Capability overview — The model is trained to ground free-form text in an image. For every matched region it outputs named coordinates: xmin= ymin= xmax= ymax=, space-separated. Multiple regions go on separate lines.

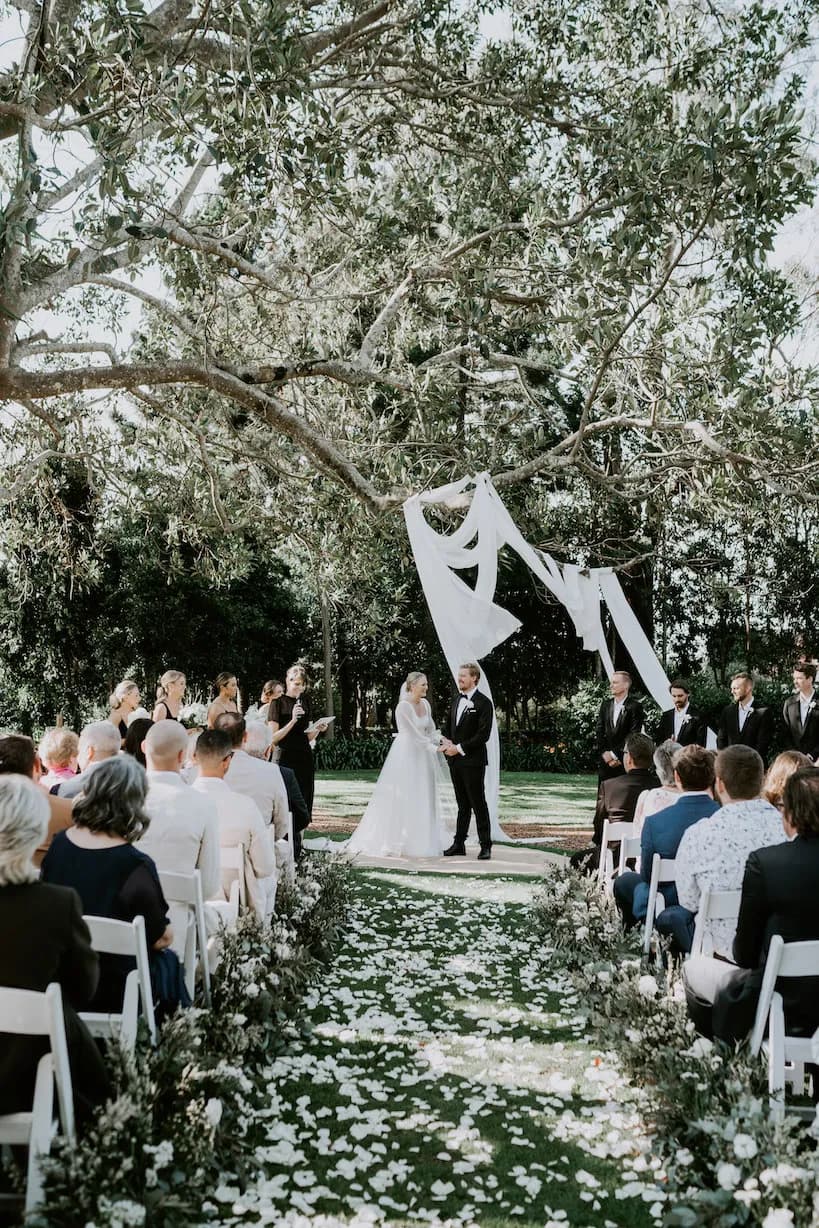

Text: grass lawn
xmin=230 ymin=869 xmax=660 ymax=1227
xmin=315 ymin=770 xmax=597 ymax=831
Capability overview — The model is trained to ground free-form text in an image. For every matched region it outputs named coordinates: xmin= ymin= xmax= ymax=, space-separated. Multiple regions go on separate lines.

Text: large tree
xmin=0 ymin=0 xmax=816 ymax=532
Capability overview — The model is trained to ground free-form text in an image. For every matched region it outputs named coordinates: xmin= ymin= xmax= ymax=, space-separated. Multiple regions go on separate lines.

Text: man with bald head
xmin=136 ymin=721 xmax=221 ymax=921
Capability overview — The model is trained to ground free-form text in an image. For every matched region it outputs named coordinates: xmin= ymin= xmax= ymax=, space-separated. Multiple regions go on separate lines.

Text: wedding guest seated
xmin=244 ymin=722 xmax=309 ymax=839
xmin=570 ymin=733 xmax=659 ymax=874
xmin=56 ymin=720 xmax=121 ymax=799
xmin=214 ymin=713 xmax=289 ymax=842
xmin=0 ymin=734 xmax=74 ymax=865
xmin=123 ymin=717 xmax=154 ymax=767
xmin=664 ymin=745 xmax=784 ymax=958
xmin=41 ymin=757 xmax=189 ymax=1020
xmin=684 ymin=767 xmax=819 ymax=1056
xmin=0 ymin=775 xmax=109 ymax=1123
xmin=207 ymin=672 xmax=239 ymax=729
xmin=632 ymin=739 xmax=682 ymax=833
xmin=192 ymin=730 xmax=275 ymax=920
xmin=762 ymin=749 xmax=813 ymax=810
xmin=38 ymin=726 xmax=79 ymax=790
xmin=614 ymin=745 xmax=718 ymax=927
xmin=136 ymin=721 xmax=221 ymax=944
xmin=108 ymin=680 xmax=142 ymax=744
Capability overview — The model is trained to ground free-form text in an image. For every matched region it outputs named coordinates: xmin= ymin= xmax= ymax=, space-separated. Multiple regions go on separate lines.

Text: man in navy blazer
xmin=614 ymin=744 xmax=718 ymax=924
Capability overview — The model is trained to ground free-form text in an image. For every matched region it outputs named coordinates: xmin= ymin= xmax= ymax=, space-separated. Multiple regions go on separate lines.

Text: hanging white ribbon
xmin=404 ymin=473 xmax=685 ymax=840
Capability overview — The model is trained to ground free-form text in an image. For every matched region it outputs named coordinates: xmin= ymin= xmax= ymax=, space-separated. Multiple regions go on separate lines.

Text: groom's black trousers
xmin=449 ymin=756 xmax=492 ymax=850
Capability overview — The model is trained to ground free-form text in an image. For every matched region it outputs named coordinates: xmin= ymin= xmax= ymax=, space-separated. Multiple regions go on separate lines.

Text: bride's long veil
xmin=396 ymin=686 xmax=457 ymax=837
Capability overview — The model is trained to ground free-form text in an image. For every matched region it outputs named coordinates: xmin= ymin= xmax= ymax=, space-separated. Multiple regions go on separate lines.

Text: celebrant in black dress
xmin=269 ymin=665 xmax=329 ymax=851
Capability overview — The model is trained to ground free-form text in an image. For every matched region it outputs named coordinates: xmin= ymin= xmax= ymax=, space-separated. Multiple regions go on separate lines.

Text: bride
xmin=346 ymin=671 xmax=453 ymax=858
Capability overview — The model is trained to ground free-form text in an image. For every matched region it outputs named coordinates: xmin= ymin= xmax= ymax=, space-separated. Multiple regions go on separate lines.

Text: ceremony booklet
xmin=306 ymin=716 xmax=335 ymax=736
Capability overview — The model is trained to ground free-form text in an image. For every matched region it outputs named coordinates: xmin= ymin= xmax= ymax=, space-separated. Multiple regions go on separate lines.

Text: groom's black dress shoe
xmin=443 ymin=844 xmax=466 ymax=856
xmin=477 ymin=848 xmax=492 ymax=861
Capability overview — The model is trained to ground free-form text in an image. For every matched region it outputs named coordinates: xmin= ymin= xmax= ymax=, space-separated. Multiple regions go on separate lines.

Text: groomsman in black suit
xmin=717 ymin=672 xmax=773 ymax=767
xmin=782 ymin=662 xmax=819 ymax=761
xmin=440 ymin=662 xmax=495 ymax=860
xmin=655 ymin=680 xmax=707 ymax=747
xmin=596 ymin=671 xmax=645 ymax=782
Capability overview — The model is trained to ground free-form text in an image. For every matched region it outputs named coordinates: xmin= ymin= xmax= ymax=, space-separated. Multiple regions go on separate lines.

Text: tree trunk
xmin=319 ymin=585 xmax=335 ymax=739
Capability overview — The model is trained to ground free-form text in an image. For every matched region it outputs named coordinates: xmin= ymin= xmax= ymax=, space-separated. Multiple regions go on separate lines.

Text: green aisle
xmin=220 ymin=870 xmax=664 ymax=1227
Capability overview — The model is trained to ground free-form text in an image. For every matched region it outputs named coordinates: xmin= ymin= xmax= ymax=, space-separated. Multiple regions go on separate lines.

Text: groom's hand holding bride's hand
xmin=438 ymin=737 xmax=453 ymax=753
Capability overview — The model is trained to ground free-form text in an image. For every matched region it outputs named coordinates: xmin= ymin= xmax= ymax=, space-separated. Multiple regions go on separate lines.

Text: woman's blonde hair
xmin=157 ymin=670 xmax=185 ymax=700
xmin=404 ymin=671 xmax=426 ymax=692
xmin=38 ymin=726 xmax=79 ymax=769
xmin=0 ymin=775 xmax=48 ymax=886
xmin=108 ymin=679 xmax=139 ymax=710
xmin=763 ymin=750 xmax=814 ymax=808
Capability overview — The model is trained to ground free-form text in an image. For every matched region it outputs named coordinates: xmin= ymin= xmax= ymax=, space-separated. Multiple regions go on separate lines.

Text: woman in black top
xmin=269 ymin=665 xmax=329 ymax=835
xmin=152 ymin=669 xmax=186 ymax=722
xmin=108 ymin=679 xmax=141 ymax=742
xmin=41 ymin=756 xmax=188 ymax=1019
xmin=0 ymin=774 xmax=109 ymax=1121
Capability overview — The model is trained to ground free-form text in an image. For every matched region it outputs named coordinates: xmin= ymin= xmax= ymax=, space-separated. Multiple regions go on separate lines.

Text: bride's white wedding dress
xmin=346 ymin=698 xmax=453 ymax=858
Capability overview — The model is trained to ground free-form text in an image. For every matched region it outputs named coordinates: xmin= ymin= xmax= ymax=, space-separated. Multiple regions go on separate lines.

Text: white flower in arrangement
xmin=637 ymin=974 xmax=659 ymax=999
xmin=762 ymin=1211 xmax=795 ymax=1228
xmin=676 ymin=1149 xmax=694 ymax=1167
xmin=205 ymin=1097 xmax=223 ymax=1128
xmin=625 ymin=1028 xmax=643 ymax=1045
xmin=716 ymin=1163 xmax=743 ymax=1190
xmin=245 ymin=982 xmax=261 ymax=998
xmin=179 ymin=701 xmax=208 ymax=725
xmin=732 ymin=1133 xmax=758 ymax=1160
xmin=107 ymin=1201 xmax=146 ymax=1227
xmin=683 ymin=1036 xmax=713 ymax=1058
xmin=575 ymin=926 xmax=589 ymax=941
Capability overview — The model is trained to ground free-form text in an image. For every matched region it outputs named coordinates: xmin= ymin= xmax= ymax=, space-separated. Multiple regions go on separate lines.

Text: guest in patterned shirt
xmin=656 ymin=745 xmax=784 ymax=957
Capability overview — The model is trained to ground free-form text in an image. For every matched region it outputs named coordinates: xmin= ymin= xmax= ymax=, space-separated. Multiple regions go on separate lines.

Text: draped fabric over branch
xmin=403 ymin=474 xmax=676 ymax=840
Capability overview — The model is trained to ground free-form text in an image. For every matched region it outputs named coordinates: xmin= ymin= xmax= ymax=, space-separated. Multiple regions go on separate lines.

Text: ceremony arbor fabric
xmin=403 ymin=473 xmax=676 ymax=840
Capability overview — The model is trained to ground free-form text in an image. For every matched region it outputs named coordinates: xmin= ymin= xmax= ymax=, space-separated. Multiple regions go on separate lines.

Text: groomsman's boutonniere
xmin=463 ymin=701 xmax=476 ymax=713
xmin=809 ymin=701 xmax=816 ymax=713
xmin=680 ymin=713 xmax=691 ymax=724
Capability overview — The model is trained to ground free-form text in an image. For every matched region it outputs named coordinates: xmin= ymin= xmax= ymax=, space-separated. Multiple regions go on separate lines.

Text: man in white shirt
xmin=660 ymin=744 xmax=785 ymax=959
xmin=137 ymin=721 xmax=221 ymax=947
xmin=56 ymin=721 xmax=121 ymax=798
xmin=213 ymin=712 xmax=289 ymax=842
xmin=716 ymin=672 xmax=773 ymax=766
xmin=782 ymin=661 xmax=819 ymax=760
xmin=192 ymin=728 xmax=276 ymax=919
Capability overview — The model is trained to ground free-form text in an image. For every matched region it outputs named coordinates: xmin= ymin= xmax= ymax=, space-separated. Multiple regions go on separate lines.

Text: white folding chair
xmin=689 ymin=886 xmax=742 ymax=958
xmin=749 ymin=935 xmax=819 ymax=1120
xmin=159 ymin=869 xmax=212 ymax=1007
xmin=214 ymin=842 xmax=247 ymax=920
xmin=80 ymin=915 xmax=157 ymax=1048
xmin=0 ymin=984 xmax=75 ymax=1212
xmin=597 ymin=820 xmax=638 ymax=892
xmin=642 ymin=854 xmax=676 ymax=956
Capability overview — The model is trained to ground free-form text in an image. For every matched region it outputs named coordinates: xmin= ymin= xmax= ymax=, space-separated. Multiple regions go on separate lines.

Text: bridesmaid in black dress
xmin=269 ymin=665 xmax=328 ymax=851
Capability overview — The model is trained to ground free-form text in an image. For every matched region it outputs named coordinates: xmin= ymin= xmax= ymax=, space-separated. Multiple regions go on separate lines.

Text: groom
xmin=440 ymin=662 xmax=494 ymax=860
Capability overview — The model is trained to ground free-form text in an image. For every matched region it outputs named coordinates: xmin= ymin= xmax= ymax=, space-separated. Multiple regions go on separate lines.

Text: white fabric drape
xmin=404 ymin=473 xmax=681 ymax=840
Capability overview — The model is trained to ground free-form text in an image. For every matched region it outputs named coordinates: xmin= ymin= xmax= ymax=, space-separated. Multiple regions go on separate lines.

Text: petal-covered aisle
xmin=219 ymin=869 xmax=664 ymax=1227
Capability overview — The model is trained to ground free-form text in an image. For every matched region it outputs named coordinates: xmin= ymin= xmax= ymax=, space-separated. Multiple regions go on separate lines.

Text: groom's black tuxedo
xmin=782 ymin=691 xmax=819 ymax=760
xmin=441 ymin=688 xmax=494 ymax=850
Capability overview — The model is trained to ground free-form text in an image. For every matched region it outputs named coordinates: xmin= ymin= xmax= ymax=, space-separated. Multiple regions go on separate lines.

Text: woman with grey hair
xmin=41 ymin=756 xmax=189 ymax=1019
xmin=0 ymin=774 xmax=109 ymax=1119
xmin=633 ymin=739 xmax=682 ymax=833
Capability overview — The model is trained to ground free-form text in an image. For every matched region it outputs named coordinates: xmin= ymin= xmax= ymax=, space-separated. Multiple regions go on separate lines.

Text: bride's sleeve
xmin=395 ymin=701 xmax=438 ymax=748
